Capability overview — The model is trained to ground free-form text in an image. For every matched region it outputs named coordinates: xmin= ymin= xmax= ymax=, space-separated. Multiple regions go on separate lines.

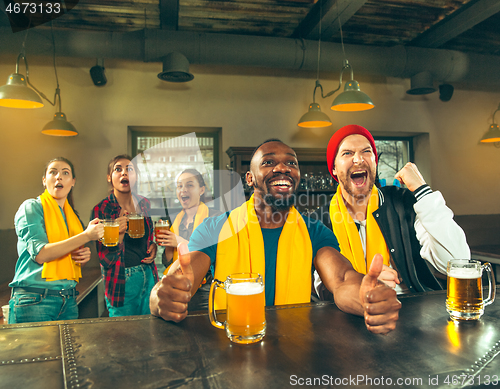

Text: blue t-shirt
xmin=188 ymin=212 xmax=339 ymax=305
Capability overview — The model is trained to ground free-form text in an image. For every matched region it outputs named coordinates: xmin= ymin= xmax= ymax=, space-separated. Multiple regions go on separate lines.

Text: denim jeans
xmin=106 ymin=264 xmax=155 ymax=317
xmin=8 ymin=290 xmax=78 ymax=324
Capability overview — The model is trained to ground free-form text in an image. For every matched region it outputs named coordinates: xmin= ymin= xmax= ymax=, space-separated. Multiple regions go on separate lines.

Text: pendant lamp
xmin=0 ymin=53 xmax=44 ymax=108
xmin=480 ymin=103 xmax=500 ymax=145
xmin=41 ymin=88 xmax=78 ymax=136
xmin=298 ymin=2 xmax=374 ymax=127
xmin=1 ymin=26 xmax=78 ymax=136
xmin=330 ymin=60 xmax=374 ymax=112
xmin=298 ymin=81 xmax=332 ymax=128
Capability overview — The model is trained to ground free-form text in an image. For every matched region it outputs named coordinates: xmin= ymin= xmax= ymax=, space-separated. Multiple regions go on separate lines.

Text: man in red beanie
xmin=313 ymin=124 xmax=470 ymax=297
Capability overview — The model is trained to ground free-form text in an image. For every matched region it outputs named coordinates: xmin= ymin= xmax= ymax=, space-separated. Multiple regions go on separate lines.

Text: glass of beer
xmin=100 ymin=219 xmax=119 ymax=247
xmin=209 ymin=273 xmax=266 ymax=344
xmin=155 ymin=219 xmax=170 ymax=243
xmin=128 ymin=213 xmax=145 ymax=238
xmin=446 ymin=259 xmax=496 ymax=321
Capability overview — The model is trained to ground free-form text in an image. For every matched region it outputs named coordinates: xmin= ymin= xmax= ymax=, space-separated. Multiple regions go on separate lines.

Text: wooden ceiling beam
xmin=160 ymin=0 xmax=178 ymax=30
xmin=411 ymin=0 xmax=500 ymax=48
xmin=292 ymin=0 xmax=367 ymax=40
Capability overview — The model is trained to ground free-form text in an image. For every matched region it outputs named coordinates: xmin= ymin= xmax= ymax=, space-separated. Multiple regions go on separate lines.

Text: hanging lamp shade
xmin=480 ymin=124 xmax=500 ymax=143
xmin=298 ymin=103 xmax=332 ymax=128
xmin=41 ymin=112 xmax=78 ymax=136
xmin=0 ymin=73 xmax=44 ymax=108
xmin=331 ymin=80 xmax=374 ymax=112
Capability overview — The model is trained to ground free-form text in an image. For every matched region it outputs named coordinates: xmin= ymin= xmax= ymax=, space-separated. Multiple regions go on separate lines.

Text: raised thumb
xmin=178 ymin=242 xmax=194 ymax=286
xmin=362 ymin=253 xmax=384 ymax=290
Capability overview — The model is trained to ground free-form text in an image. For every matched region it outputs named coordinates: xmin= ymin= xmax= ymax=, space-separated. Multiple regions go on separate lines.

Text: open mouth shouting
xmin=54 ymin=183 xmax=64 ymax=190
xmin=180 ymin=195 xmax=190 ymax=204
xmin=120 ymin=178 xmax=130 ymax=187
xmin=350 ymin=170 xmax=368 ymax=187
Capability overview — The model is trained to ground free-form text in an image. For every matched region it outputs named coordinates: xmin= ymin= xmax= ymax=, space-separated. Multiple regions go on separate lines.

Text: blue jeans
xmin=106 ymin=264 xmax=155 ymax=317
xmin=8 ymin=291 xmax=78 ymax=324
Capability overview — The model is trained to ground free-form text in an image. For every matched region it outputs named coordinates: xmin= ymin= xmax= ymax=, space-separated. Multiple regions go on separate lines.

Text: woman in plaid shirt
xmin=92 ymin=155 xmax=159 ymax=317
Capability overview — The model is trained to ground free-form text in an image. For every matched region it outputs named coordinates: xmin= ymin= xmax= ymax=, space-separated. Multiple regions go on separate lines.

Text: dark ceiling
xmin=1 ymin=0 xmax=499 ymax=57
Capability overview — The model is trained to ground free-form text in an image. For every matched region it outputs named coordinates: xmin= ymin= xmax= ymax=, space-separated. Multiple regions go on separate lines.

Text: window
xmin=374 ymin=138 xmax=413 ymax=187
xmin=129 ymin=127 xmax=221 ymax=216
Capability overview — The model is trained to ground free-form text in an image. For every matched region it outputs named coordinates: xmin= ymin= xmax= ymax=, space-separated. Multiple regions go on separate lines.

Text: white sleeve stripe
xmin=413 ymin=184 xmax=432 ymax=201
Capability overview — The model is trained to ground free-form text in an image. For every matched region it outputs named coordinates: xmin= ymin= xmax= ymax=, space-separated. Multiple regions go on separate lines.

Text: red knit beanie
xmin=326 ymin=124 xmax=378 ymax=181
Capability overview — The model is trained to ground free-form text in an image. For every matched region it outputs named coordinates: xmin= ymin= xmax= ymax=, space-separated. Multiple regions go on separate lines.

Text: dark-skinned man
xmin=150 ymin=139 xmax=401 ymax=334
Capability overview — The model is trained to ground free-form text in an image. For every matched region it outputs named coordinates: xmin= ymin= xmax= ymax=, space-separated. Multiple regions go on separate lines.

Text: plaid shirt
xmin=92 ymin=193 xmax=159 ymax=307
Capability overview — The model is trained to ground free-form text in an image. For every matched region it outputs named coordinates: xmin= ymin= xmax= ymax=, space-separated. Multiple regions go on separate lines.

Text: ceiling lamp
xmin=330 ymin=60 xmax=374 ymax=112
xmin=298 ymin=81 xmax=332 ymax=128
xmin=157 ymin=52 xmax=194 ymax=83
xmin=0 ymin=27 xmax=78 ymax=136
xmin=298 ymin=2 xmax=331 ymax=128
xmin=41 ymin=87 xmax=78 ymax=136
xmin=0 ymin=53 xmax=44 ymax=108
xmin=298 ymin=2 xmax=373 ymax=127
xmin=480 ymin=103 xmax=500 ymax=146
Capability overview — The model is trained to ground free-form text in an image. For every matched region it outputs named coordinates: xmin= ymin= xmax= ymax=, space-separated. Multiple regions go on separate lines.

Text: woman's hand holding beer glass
xmin=156 ymin=229 xmax=187 ymax=248
xmin=85 ymin=218 xmax=105 ymax=241
xmin=116 ymin=210 xmax=129 ymax=243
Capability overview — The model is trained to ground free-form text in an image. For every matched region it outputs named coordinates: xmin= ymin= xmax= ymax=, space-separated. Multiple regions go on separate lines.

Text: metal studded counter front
xmin=1 ymin=290 xmax=499 ymax=389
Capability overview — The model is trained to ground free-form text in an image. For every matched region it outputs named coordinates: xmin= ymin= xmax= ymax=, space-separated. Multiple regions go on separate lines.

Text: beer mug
xmin=446 ymin=259 xmax=496 ymax=321
xmin=209 ymin=273 xmax=266 ymax=344
xmin=100 ymin=219 xmax=119 ymax=247
xmin=154 ymin=219 xmax=170 ymax=242
xmin=128 ymin=213 xmax=145 ymax=238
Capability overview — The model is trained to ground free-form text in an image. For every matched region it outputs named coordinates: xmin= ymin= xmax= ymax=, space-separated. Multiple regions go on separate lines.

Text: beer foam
xmin=227 ymin=282 xmax=264 ymax=295
xmin=449 ymin=268 xmax=481 ymax=279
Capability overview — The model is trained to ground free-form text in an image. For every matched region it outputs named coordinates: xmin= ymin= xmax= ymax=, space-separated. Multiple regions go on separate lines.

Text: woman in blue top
xmin=8 ymin=157 xmax=104 ymax=324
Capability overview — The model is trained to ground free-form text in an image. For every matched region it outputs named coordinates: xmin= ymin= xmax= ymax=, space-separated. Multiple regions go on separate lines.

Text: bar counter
xmin=1 ymin=289 xmax=499 ymax=389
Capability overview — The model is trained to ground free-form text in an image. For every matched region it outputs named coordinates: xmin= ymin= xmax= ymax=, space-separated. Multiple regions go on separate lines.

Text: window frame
xmin=128 ymin=126 xmax=222 ymax=216
xmin=373 ymin=136 xmax=414 ymax=186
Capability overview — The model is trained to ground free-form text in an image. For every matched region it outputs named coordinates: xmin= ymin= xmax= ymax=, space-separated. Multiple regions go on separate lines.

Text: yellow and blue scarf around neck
xmin=329 ymin=185 xmax=390 ymax=274
xmin=170 ymin=202 xmax=209 ymax=262
xmin=40 ymin=189 xmax=83 ymax=282
xmin=213 ymin=195 xmax=312 ymax=310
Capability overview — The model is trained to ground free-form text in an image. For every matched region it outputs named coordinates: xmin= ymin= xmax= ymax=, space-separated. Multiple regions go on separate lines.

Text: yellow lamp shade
xmin=42 ymin=112 xmax=78 ymax=136
xmin=331 ymin=80 xmax=374 ymax=112
xmin=480 ymin=124 xmax=500 ymax=143
xmin=0 ymin=73 xmax=44 ymax=108
xmin=298 ymin=103 xmax=332 ymax=128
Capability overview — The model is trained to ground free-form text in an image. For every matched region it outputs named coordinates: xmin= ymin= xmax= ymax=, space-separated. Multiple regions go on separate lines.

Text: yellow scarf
xmin=214 ymin=195 xmax=312 ymax=310
xmin=329 ymin=185 xmax=390 ymax=274
xmin=40 ymin=189 xmax=84 ymax=282
xmin=170 ymin=202 xmax=209 ymax=263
